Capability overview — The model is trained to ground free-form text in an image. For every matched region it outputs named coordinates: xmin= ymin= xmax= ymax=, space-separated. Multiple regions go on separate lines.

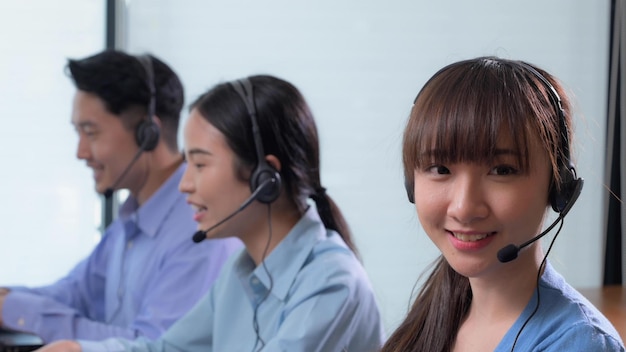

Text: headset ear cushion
xmin=250 ymin=163 xmax=282 ymax=204
xmin=550 ymin=179 xmax=583 ymax=213
xmin=136 ymin=120 xmax=160 ymax=151
xmin=549 ymin=166 xmax=580 ymax=213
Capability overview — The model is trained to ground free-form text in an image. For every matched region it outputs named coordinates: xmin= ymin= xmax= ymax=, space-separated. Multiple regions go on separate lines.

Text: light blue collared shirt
xmin=495 ymin=262 xmax=624 ymax=351
xmin=3 ymin=163 xmax=242 ymax=342
xmin=78 ymin=206 xmax=385 ymax=352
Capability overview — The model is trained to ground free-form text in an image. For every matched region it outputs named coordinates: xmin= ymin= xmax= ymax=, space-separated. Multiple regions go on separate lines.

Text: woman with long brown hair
xmin=382 ymin=57 xmax=624 ymax=352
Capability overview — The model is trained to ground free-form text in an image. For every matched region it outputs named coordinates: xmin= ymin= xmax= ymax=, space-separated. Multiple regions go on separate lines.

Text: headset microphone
xmin=497 ymin=215 xmax=563 ymax=263
xmin=497 ymin=177 xmax=583 ymax=263
xmin=103 ymin=147 xmax=146 ymax=199
xmin=192 ymin=178 xmax=277 ymax=243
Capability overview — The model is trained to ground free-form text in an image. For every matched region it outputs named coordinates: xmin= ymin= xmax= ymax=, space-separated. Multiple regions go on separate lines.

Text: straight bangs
xmin=403 ymin=58 xmax=559 ymax=183
xmin=190 ymin=83 xmax=257 ymax=182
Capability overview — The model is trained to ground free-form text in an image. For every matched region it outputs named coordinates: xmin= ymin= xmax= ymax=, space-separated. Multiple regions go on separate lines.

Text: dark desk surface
xmin=0 ymin=328 xmax=43 ymax=352
xmin=578 ymin=285 xmax=626 ymax=341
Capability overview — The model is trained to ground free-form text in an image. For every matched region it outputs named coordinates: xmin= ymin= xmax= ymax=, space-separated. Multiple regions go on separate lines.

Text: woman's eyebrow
xmin=186 ymin=148 xmax=212 ymax=156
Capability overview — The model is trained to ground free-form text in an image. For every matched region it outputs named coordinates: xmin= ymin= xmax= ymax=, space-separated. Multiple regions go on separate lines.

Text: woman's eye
xmin=491 ymin=165 xmax=518 ymax=176
xmin=426 ymin=165 xmax=450 ymax=175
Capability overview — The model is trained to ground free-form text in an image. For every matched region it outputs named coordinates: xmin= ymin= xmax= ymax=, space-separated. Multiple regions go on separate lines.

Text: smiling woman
xmin=382 ymin=57 xmax=624 ymax=352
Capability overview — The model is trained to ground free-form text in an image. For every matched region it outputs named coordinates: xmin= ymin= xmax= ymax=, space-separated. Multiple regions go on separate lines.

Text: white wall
xmin=122 ymin=0 xmax=609 ymax=333
xmin=0 ymin=1 xmax=104 ymax=286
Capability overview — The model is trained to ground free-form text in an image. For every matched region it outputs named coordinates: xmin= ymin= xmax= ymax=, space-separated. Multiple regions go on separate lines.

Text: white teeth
xmin=453 ymin=233 xmax=489 ymax=242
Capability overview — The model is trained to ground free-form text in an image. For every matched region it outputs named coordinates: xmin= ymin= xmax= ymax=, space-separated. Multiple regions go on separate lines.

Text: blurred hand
xmin=35 ymin=340 xmax=81 ymax=352
xmin=0 ymin=287 xmax=9 ymax=326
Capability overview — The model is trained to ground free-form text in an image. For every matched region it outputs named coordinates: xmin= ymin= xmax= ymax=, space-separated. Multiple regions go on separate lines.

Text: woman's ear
xmin=265 ymin=155 xmax=282 ymax=172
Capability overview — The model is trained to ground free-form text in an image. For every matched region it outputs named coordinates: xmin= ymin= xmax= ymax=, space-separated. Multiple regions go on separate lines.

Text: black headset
xmin=518 ymin=62 xmax=583 ymax=213
xmin=134 ymin=55 xmax=160 ymax=152
xmin=229 ymin=78 xmax=282 ymax=204
xmin=405 ymin=61 xmax=583 ymax=215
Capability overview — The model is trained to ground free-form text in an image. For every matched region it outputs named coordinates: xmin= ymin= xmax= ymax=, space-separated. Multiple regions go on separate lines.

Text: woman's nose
xmin=178 ymin=168 xmax=195 ymax=194
xmin=447 ymin=174 xmax=489 ymax=224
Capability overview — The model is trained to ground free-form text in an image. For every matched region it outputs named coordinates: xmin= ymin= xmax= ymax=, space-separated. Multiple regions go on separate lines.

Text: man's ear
xmin=265 ymin=154 xmax=281 ymax=172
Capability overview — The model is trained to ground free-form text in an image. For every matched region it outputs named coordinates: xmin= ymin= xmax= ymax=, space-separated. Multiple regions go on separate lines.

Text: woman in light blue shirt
xmin=381 ymin=57 xmax=624 ymax=352
xmin=39 ymin=75 xmax=384 ymax=352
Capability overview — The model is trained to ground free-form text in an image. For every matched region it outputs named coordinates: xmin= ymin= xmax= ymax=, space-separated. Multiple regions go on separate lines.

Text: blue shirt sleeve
xmin=534 ymin=323 xmax=625 ymax=351
xmin=3 ymin=239 xmax=110 ymax=340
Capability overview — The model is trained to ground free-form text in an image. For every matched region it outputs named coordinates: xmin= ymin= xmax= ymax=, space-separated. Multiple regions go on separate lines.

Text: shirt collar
xmin=118 ymin=163 xmax=187 ymax=238
xmin=235 ymin=206 xmax=327 ymax=301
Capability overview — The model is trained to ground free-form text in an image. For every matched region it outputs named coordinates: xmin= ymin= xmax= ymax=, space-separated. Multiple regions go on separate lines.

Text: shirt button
xmin=251 ymin=277 xmax=260 ymax=285
xmin=17 ymin=317 xmax=25 ymax=326
xmin=127 ymin=241 xmax=133 ymax=249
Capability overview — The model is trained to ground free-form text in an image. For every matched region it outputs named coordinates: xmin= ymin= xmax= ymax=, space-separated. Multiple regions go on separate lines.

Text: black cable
xmin=252 ymin=203 xmax=274 ymax=351
xmin=510 ymin=217 xmax=564 ymax=352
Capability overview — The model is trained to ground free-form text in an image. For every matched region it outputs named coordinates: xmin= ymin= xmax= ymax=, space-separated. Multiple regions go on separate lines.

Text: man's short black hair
xmin=67 ymin=50 xmax=184 ymax=151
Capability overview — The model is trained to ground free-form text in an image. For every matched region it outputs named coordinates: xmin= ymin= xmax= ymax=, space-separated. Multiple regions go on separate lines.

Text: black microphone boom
xmin=497 ymin=178 xmax=584 ymax=263
xmin=497 ymin=216 xmax=563 ymax=263
xmin=192 ymin=178 xmax=276 ymax=243
xmin=104 ymin=147 xmax=146 ymax=199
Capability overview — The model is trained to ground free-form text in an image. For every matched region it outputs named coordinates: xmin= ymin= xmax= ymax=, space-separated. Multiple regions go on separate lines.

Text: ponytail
xmin=309 ymin=186 xmax=359 ymax=257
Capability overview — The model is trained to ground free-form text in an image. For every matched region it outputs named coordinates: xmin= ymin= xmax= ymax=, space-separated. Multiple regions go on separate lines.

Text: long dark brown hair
xmin=381 ymin=57 xmax=573 ymax=352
